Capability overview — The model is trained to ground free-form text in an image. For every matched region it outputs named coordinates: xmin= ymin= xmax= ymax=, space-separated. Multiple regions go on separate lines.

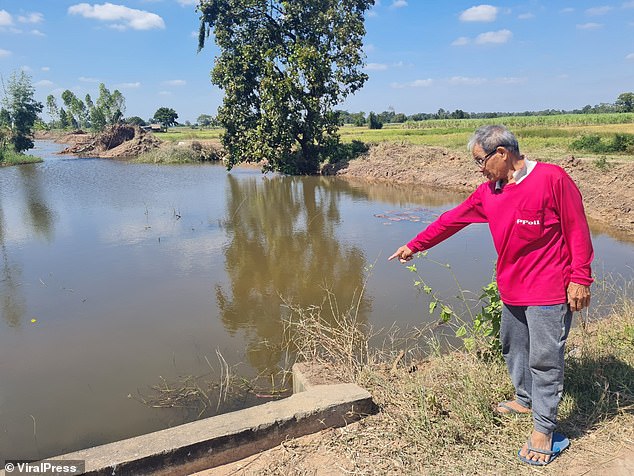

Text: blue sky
xmin=1 ymin=1 xmax=633 ymax=123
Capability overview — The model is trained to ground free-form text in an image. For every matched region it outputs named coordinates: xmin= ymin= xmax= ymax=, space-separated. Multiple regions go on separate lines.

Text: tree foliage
xmin=125 ymin=116 xmax=147 ymax=127
xmin=198 ymin=0 xmax=375 ymax=174
xmin=197 ymin=113 xmax=216 ymax=128
xmin=367 ymin=111 xmax=383 ymax=129
xmin=616 ymin=92 xmax=634 ymax=113
xmin=61 ymin=89 xmax=87 ymax=129
xmin=153 ymin=107 xmax=178 ymax=130
xmin=51 ymin=84 xmax=125 ymax=131
xmin=0 ymin=71 xmax=43 ymax=153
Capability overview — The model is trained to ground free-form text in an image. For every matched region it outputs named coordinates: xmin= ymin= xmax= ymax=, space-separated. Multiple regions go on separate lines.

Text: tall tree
xmin=615 ymin=92 xmax=634 ymax=113
xmin=198 ymin=0 xmax=375 ymax=174
xmin=1 ymin=71 xmax=43 ymax=153
xmin=45 ymin=94 xmax=60 ymax=127
xmin=197 ymin=113 xmax=215 ymax=128
xmin=153 ymin=107 xmax=178 ymax=130
xmin=61 ymin=90 xmax=88 ymax=129
xmin=96 ymin=83 xmax=125 ymax=126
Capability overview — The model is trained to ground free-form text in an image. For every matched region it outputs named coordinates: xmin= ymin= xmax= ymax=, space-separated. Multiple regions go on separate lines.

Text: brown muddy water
xmin=0 ymin=140 xmax=632 ymax=459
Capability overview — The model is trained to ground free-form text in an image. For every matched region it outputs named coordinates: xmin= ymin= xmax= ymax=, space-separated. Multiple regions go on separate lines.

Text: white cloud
xmin=626 ymin=53 xmax=634 ymax=60
xmin=475 ymin=29 xmax=512 ymax=44
xmin=449 ymin=76 xmax=486 ymax=85
xmin=560 ymin=8 xmax=575 ymax=14
xmin=68 ymin=3 xmax=166 ymax=31
xmin=391 ymin=79 xmax=433 ymax=89
xmin=35 ymin=79 xmax=54 ymax=87
xmin=115 ymin=82 xmax=141 ymax=89
xmin=586 ymin=6 xmax=613 ymax=16
xmin=624 ymin=1 xmax=634 ymax=9
xmin=391 ymin=1 xmax=408 ymax=8
xmin=31 ymin=29 xmax=45 ymax=37
xmin=158 ymin=90 xmax=172 ymax=96
xmin=577 ymin=22 xmax=603 ymax=30
xmin=21 ymin=65 xmax=32 ymax=72
xmin=79 ymin=76 xmax=100 ymax=83
xmin=518 ymin=13 xmax=535 ymax=20
xmin=496 ymin=77 xmax=527 ymax=84
xmin=365 ymin=63 xmax=388 ymax=71
xmin=364 ymin=43 xmax=376 ymax=53
xmin=0 ymin=10 xmax=13 ymax=26
xmin=0 ymin=48 xmax=11 ymax=58
xmin=41 ymin=66 xmax=50 ymax=71
xmin=163 ymin=79 xmax=187 ymax=86
xmin=451 ymin=36 xmax=470 ymax=46
xmin=366 ymin=10 xmax=378 ymax=18
xmin=410 ymin=79 xmax=433 ymax=87
xmin=177 ymin=0 xmax=198 ymax=5
xmin=18 ymin=12 xmax=44 ymax=24
xmin=460 ymin=5 xmax=498 ymax=22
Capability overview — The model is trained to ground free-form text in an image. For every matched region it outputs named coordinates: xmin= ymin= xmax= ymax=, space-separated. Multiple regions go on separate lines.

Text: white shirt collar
xmin=495 ymin=158 xmax=536 ymax=190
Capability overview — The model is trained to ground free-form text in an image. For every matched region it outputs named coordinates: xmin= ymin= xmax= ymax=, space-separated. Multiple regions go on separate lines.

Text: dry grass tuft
xmin=275 ymin=286 xmax=634 ymax=475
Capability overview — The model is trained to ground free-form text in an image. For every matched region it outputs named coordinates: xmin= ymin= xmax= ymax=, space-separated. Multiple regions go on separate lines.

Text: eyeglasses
xmin=474 ymin=145 xmax=503 ymax=168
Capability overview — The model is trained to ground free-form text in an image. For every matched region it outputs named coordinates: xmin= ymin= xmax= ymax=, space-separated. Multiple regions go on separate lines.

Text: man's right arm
xmin=402 ymin=189 xmax=488 ymax=256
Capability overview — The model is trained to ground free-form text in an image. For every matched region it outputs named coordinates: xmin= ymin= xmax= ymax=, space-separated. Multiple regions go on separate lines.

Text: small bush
xmin=570 ymin=133 xmax=634 ymax=153
xmin=593 ymin=156 xmax=612 ymax=171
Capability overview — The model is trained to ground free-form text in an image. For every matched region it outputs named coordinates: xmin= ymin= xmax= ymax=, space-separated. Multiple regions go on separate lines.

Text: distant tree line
xmin=337 ymin=92 xmax=634 ymax=127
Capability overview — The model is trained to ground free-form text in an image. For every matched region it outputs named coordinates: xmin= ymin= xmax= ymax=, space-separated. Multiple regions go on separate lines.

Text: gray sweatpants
xmin=500 ymin=303 xmax=572 ymax=434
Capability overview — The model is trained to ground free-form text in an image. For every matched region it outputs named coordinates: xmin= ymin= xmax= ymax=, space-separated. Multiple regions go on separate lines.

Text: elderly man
xmin=389 ymin=124 xmax=593 ymax=466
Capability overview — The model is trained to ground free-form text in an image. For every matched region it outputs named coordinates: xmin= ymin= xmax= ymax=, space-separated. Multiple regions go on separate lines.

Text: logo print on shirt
xmin=516 ymin=219 xmax=540 ymax=225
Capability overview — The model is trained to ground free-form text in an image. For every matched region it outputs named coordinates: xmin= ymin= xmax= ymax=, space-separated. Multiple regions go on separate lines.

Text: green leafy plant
xmin=593 ymin=155 xmax=612 ymax=171
xmin=406 ymin=252 xmax=502 ymax=357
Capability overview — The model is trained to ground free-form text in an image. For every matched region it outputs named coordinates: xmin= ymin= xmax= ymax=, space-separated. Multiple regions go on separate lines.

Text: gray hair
xmin=467 ymin=125 xmax=520 ymax=155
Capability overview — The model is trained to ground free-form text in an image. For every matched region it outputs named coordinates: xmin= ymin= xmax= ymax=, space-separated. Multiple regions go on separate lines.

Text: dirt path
xmin=330 ymin=142 xmax=634 ymax=241
xmin=193 ymin=426 xmax=633 ymax=475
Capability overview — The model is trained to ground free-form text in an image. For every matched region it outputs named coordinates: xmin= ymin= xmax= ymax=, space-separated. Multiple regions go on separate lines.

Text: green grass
xmin=338 ymin=114 xmax=634 ymax=161
xmin=159 ymin=114 xmax=634 ymax=163
xmin=159 ymin=127 xmax=223 ymax=142
xmin=0 ymin=147 xmax=42 ymax=166
xmin=134 ymin=142 xmax=223 ymax=164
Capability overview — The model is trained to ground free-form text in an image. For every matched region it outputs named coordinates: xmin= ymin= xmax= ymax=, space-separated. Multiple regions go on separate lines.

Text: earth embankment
xmin=330 ymin=142 xmax=634 ymax=240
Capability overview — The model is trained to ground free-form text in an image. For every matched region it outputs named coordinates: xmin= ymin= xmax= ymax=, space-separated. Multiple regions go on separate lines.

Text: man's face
xmin=472 ymin=144 xmax=506 ymax=182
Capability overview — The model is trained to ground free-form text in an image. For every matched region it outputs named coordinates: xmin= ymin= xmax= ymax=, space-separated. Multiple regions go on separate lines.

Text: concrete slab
xmin=4 ymin=364 xmax=376 ymax=476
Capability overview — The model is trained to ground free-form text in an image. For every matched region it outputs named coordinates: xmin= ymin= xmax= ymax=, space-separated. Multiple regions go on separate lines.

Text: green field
xmin=163 ymin=113 xmax=634 ymax=161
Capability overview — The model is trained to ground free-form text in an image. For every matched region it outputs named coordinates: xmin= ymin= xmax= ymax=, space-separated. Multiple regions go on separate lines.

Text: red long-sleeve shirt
xmin=407 ymin=162 xmax=594 ymax=305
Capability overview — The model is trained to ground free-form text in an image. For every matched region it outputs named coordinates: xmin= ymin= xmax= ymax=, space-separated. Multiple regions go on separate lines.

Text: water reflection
xmin=216 ymin=175 xmax=371 ymax=372
xmin=18 ymin=165 xmax=56 ymax=241
xmin=0 ymin=204 xmax=25 ymax=327
xmin=0 ymin=163 xmax=56 ymax=327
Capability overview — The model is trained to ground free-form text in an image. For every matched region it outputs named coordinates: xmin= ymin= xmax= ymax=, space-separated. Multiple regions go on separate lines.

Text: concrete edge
xmin=7 ymin=364 xmax=376 ymax=475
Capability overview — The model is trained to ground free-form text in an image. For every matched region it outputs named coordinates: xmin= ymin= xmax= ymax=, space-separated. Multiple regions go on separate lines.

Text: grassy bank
xmin=163 ymin=114 xmax=634 ymax=163
xmin=0 ymin=147 xmax=42 ymax=166
xmin=133 ymin=141 xmax=223 ymax=164
xmin=275 ymin=287 xmax=634 ymax=475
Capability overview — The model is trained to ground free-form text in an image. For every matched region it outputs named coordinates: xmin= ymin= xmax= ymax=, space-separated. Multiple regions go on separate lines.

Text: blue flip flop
xmin=518 ymin=432 xmax=569 ymax=466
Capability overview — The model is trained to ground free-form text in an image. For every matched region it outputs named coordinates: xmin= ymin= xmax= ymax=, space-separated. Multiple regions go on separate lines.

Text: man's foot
xmin=494 ymin=400 xmax=531 ymax=415
xmin=519 ymin=430 xmax=553 ymax=465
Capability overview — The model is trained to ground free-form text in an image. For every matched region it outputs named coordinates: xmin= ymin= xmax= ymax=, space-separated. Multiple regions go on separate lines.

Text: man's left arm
xmin=555 ymin=173 xmax=594 ymax=311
